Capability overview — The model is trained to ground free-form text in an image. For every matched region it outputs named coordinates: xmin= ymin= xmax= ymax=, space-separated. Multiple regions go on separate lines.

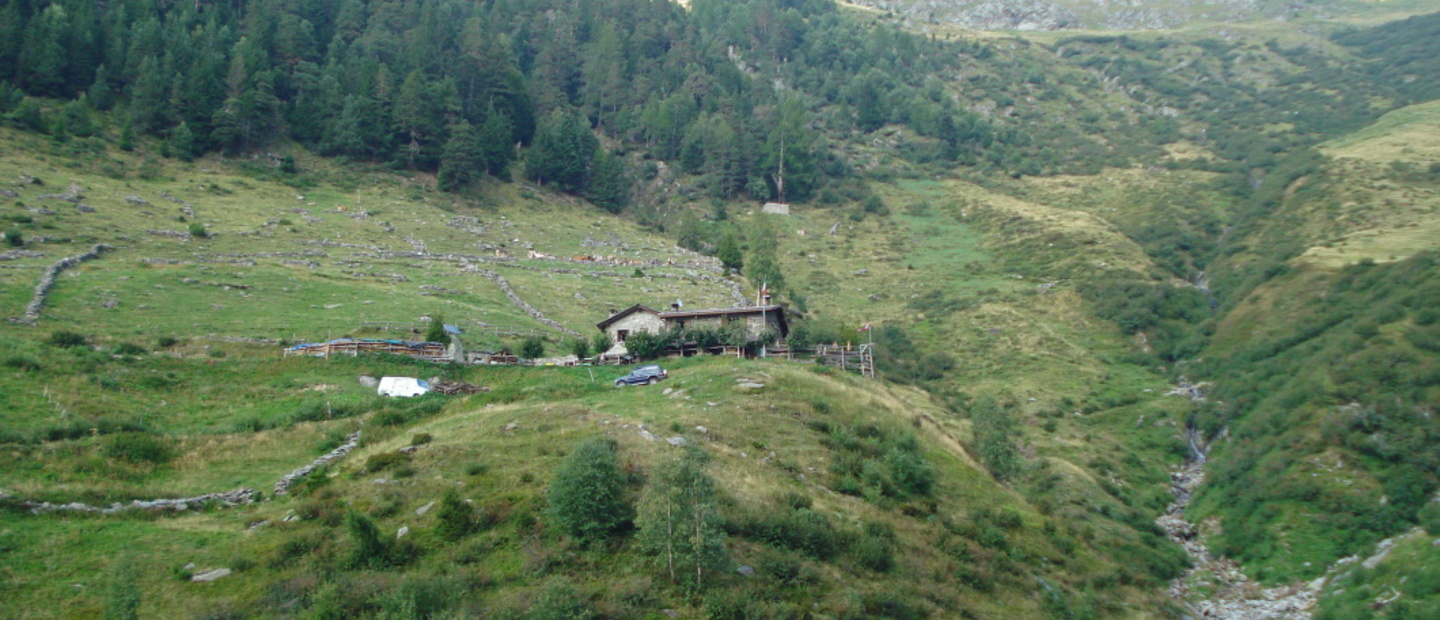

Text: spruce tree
xmin=170 ymin=122 xmax=198 ymax=161
xmin=585 ymin=148 xmax=628 ymax=214
xmin=717 ymin=233 xmax=743 ymax=273
xmin=439 ymin=120 xmax=483 ymax=191
xmin=478 ymin=103 xmax=515 ymax=178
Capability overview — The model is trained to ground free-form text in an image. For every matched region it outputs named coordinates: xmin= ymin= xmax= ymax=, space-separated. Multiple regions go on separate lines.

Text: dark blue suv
xmin=614 ymin=364 xmax=668 ymax=386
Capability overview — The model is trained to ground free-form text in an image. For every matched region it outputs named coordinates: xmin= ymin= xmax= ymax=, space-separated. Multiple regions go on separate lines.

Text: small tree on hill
xmin=520 ymin=336 xmax=545 ymax=359
xmin=345 ymin=512 xmax=389 ymax=569
xmin=569 ymin=338 xmax=591 ymax=361
xmin=591 ymin=333 xmax=612 ymax=358
xmin=970 ymin=397 xmax=1019 ymax=482
xmin=716 ymin=233 xmax=742 ymax=273
xmin=637 ymin=447 xmax=727 ymax=587
xmin=435 ymin=489 xmax=474 ymax=541
xmin=425 ymin=316 xmax=450 ymax=345
xmin=546 ymin=438 xmax=632 ymax=546
xmin=623 ymin=331 xmax=669 ymax=360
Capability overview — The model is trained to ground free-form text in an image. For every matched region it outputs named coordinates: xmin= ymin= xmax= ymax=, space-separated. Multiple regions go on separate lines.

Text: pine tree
xmin=170 ymin=122 xmax=198 ymax=162
xmin=478 ymin=103 xmax=515 ymax=178
xmin=88 ymin=64 xmax=115 ymax=111
xmin=18 ymin=4 xmax=70 ymax=97
xmin=128 ymin=55 xmax=170 ymax=133
xmin=585 ymin=148 xmax=628 ymax=214
xmin=717 ymin=233 xmax=743 ymax=273
xmin=438 ymin=120 xmax=483 ymax=191
xmin=637 ymin=447 xmax=727 ymax=587
xmin=546 ymin=438 xmax=631 ymax=546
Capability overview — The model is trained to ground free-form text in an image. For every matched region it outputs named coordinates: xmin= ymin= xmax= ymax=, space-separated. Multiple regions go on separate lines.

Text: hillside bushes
xmin=1193 ymin=252 xmax=1440 ymax=579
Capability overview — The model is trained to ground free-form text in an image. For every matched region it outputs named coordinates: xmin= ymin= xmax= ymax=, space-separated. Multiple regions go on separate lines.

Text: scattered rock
xmin=191 ymin=568 xmax=232 ymax=583
xmin=501 ymin=422 xmax=519 ymax=432
xmin=101 ymin=297 xmax=119 ymax=309
xmin=397 ymin=526 xmax=410 ymax=539
xmin=0 ymin=189 xmax=16 ymax=198
xmin=639 ymin=430 xmax=656 ymax=441
xmin=695 ymin=426 xmax=708 ymax=434
xmin=737 ymin=565 xmax=755 ymax=576
xmin=247 ymin=519 xmax=270 ymax=530
xmin=416 ymin=502 xmax=436 ymax=516
xmin=75 ymin=204 xmax=94 ymax=213
xmin=358 ymin=376 xmax=379 ymax=387
xmin=124 ymin=195 xmax=150 ymax=205
xmin=736 ymin=381 xmax=765 ymax=390
xmin=666 ymin=436 xmax=688 ymax=447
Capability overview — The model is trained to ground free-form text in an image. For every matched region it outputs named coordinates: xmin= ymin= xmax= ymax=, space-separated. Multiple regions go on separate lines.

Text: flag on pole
xmin=859 ymin=323 xmax=872 ymax=332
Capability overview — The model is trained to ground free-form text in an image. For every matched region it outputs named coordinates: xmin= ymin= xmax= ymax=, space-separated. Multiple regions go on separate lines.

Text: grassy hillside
xmin=0 ymin=354 xmax=1192 ymax=619
xmin=0 ymin=128 xmax=738 ymax=345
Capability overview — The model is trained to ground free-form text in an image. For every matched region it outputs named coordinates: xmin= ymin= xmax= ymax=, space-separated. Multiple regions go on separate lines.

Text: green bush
xmin=520 ymin=336 xmax=546 ymax=359
xmin=2 ymin=355 xmax=41 ymax=371
xmin=590 ymin=333 xmax=612 ymax=357
xmin=103 ymin=432 xmax=175 ymax=465
xmin=435 ymin=490 xmax=474 ymax=541
xmin=546 ymin=438 xmax=632 ymax=545
xmin=527 ymin=579 xmax=594 ymax=620
xmin=569 ymin=338 xmax=591 ymax=360
xmin=344 ymin=512 xmax=388 ymax=569
xmin=49 ymin=331 xmax=88 ymax=348
xmin=155 ymin=336 xmax=179 ymax=348
xmin=363 ymin=451 xmax=409 ymax=473
xmin=621 ymin=331 xmax=668 ymax=360
xmin=853 ymin=534 xmax=894 ymax=572
xmin=702 ymin=589 xmax=764 ymax=620
xmin=425 ymin=316 xmax=450 ymax=345
xmin=3 ymin=228 xmax=22 ymax=247
xmin=113 ymin=342 xmax=147 ymax=356
xmin=187 ymin=222 xmax=209 ymax=238
xmin=739 ymin=507 xmax=845 ymax=560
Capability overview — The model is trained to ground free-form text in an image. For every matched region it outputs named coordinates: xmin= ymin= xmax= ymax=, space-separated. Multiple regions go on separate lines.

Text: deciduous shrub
xmin=49 ymin=331 xmax=88 ymax=348
xmin=546 ymin=438 xmax=632 ymax=545
xmin=103 ymin=432 xmax=175 ymax=464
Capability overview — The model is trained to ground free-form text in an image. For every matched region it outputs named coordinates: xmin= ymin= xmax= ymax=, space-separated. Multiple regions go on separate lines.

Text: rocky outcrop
xmin=9 ymin=244 xmax=112 ymax=325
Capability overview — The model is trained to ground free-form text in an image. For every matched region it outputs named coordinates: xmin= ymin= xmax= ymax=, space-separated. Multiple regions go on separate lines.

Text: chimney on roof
xmin=671 ymin=299 xmax=682 ymax=311
xmin=609 ymin=308 xmax=618 ymax=316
